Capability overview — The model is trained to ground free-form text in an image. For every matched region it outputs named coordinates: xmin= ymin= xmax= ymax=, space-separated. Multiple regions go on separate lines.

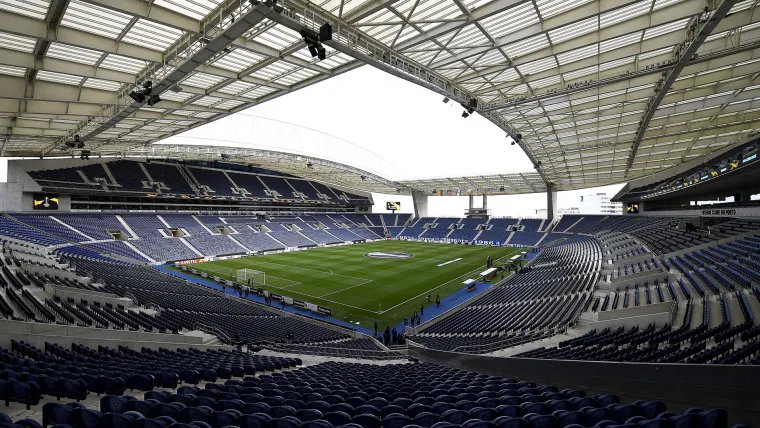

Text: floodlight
xmin=443 ymin=97 xmax=449 ymax=103
xmin=147 ymin=94 xmax=161 ymax=106
xmin=308 ymin=45 xmax=318 ymax=57
xmin=462 ymin=111 xmax=469 ymax=118
xmin=129 ymin=90 xmax=146 ymax=103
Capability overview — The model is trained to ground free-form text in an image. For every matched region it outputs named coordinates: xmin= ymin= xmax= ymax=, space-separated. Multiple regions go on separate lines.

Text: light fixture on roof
xmin=461 ymin=98 xmax=476 ymax=118
xmin=360 ymin=175 xmax=367 ymax=181
xmin=129 ymin=89 xmax=146 ymax=103
xmin=442 ymin=97 xmax=449 ymax=103
xmin=301 ymin=25 xmax=330 ymax=61
xmin=147 ymin=94 xmax=161 ymax=106
xmin=307 ymin=162 xmax=314 ymax=169
xmin=499 ymin=187 xmax=505 ymax=192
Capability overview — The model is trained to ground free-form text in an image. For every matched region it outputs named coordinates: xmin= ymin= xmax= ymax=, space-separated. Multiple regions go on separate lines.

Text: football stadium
xmin=1 ymin=0 xmax=760 ymax=426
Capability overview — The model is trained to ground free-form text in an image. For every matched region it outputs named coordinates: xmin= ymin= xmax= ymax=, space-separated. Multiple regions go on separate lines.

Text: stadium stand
xmin=411 ymin=238 xmax=600 ymax=353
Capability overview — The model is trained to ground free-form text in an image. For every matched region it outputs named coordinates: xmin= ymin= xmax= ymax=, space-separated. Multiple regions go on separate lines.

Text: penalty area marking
xmin=436 ymin=258 xmax=462 ymax=267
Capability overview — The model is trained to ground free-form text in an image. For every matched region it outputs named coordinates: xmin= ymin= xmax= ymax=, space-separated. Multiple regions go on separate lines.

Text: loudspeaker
xmin=319 ymin=23 xmax=332 ymax=42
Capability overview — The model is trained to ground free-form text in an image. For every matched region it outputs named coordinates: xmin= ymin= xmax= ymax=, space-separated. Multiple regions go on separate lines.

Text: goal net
xmin=236 ymin=268 xmax=266 ymax=287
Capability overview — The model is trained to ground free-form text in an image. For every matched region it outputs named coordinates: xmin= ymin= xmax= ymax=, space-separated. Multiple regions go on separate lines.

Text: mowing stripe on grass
xmin=379 ymin=252 xmax=515 ymax=314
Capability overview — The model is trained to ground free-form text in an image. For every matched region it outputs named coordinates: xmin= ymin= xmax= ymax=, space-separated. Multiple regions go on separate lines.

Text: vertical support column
xmin=469 ymin=194 xmax=474 ymax=209
xmin=482 ymin=194 xmax=488 ymax=211
xmin=412 ymin=190 xmax=429 ymax=218
xmin=546 ymin=183 xmax=557 ymax=221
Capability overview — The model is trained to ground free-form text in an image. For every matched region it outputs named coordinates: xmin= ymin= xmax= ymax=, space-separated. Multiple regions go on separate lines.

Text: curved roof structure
xmin=0 ymin=0 xmax=757 ymax=193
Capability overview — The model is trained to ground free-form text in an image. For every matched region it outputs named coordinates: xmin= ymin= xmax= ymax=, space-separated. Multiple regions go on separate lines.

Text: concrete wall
xmin=51 ymin=285 xmax=130 ymax=308
xmin=583 ymin=312 xmax=672 ymax=331
xmin=0 ymin=319 xmax=208 ymax=349
xmin=0 ymin=183 xmax=24 ymax=211
xmin=597 ymin=301 xmax=672 ymax=322
xmin=412 ymin=190 xmax=429 ymax=218
xmin=408 ymin=345 xmax=760 ymax=427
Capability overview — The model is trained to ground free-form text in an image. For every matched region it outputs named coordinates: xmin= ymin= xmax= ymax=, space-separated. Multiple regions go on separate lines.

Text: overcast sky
xmin=0 ymin=64 xmax=624 ymax=217
xmin=170 ymin=65 xmax=624 ymax=217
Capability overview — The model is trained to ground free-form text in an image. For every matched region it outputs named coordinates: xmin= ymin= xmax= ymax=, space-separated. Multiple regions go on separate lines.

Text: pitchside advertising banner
xmin=185 ymin=263 xmax=333 ymax=318
xmin=399 ymin=236 xmax=525 ymax=247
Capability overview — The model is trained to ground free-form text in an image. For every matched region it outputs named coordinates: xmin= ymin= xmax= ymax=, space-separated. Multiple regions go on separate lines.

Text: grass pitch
xmin=187 ymin=241 xmax=523 ymax=328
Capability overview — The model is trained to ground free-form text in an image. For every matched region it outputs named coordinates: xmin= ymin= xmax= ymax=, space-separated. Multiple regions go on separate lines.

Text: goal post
xmin=236 ymin=268 xmax=266 ymax=287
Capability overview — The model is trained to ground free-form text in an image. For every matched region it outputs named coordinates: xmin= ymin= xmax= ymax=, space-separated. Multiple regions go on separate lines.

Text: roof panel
xmin=82 ymin=77 xmax=122 ymax=91
xmin=99 ymin=54 xmax=148 ymax=74
xmin=36 ymin=70 xmax=83 ymax=85
xmin=548 ymin=16 xmax=597 ymax=44
xmin=121 ymin=18 xmax=184 ymax=51
xmin=0 ymin=31 xmax=36 ymax=53
xmin=47 ymin=42 xmax=103 ymax=65
xmin=480 ymin=2 xmax=539 ymax=39
xmin=0 ymin=0 xmax=50 ymax=19
xmin=61 ymin=0 xmax=132 ymax=38
xmin=600 ymin=1 xmax=652 ymax=29
xmin=153 ymin=0 xmax=223 ymax=20
xmin=501 ymin=34 xmax=550 ymax=59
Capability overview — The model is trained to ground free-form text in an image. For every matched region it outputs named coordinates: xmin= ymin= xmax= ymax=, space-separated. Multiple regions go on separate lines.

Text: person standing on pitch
xmin=427 ymin=293 xmax=431 ymax=303
xmin=374 ymin=320 xmax=378 ymax=336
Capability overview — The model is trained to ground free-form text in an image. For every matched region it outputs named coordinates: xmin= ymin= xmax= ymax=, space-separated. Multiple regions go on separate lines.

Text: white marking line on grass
xmin=194 ymin=264 xmax=302 ymax=288
xmin=378 ymin=251 xmax=517 ymax=314
xmin=318 ymin=278 xmax=374 ymax=297
xmin=231 ymin=259 xmax=372 ymax=280
xmin=436 ymin=258 xmax=462 ymax=267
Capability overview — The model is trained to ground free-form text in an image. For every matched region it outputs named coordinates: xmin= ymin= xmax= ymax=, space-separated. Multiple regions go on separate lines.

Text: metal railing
xmin=194 ymin=321 xmax=231 ymax=344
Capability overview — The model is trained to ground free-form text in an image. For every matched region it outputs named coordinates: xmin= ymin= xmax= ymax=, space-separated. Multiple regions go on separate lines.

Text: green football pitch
xmin=183 ymin=241 xmax=524 ymax=328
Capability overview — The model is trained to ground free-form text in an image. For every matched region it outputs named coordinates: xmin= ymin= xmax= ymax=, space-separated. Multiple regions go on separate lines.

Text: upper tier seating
xmin=189 ymin=168 xmax=237 ymax=196
xmin=259 ymin=176 xmax=297 ymax=199
xmin=107 ymin=160 xmax=149 ymax=191
xmin=143 ymin=163 xmax=195 ymax=194
xmin=286 ymin=179 xmax=322 ymax=199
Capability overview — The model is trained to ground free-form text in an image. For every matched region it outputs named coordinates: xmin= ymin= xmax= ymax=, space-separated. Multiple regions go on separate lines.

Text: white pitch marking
xmin=436 ymin=258 xmax=462 ymax=267
xmin=378 ymin=252 xmax=516 ymax=314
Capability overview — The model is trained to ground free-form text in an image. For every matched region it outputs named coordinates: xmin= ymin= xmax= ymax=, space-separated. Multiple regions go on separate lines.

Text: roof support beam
xmin=264 ymin=0 xmax=549 ymax=184
xmin=343 ymin=0 xmax=402 ymax=23
xmin=624 ymin=0 xmax=738 ymax=176
xmin=73 ymin=2 xmax=270 ymax=143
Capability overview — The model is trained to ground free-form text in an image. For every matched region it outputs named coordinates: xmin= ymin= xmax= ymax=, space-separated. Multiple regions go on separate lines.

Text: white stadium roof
xmin=0 ymin=0 xmax=757 ymax=195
